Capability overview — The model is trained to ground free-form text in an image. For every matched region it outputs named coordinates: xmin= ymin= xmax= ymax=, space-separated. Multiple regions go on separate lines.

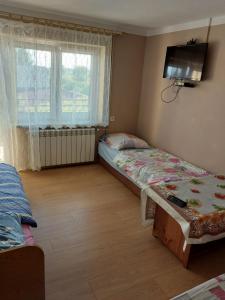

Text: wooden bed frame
xmin=0 ymin=245 xmax=45 ymax=300
xmin=99 ymin=156 xmax=191 ymax=267
xmin=99 ymin=157 xmax=141 ymax=197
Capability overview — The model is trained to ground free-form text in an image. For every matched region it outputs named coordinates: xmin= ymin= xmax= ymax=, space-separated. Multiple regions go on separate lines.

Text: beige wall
xmin=109 ymin=33 xmax=146 ymax=134
xmin=137 ymin=24 xmax=225 ymax=173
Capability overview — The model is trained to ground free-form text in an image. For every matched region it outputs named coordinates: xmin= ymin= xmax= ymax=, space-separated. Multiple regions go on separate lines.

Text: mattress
xmin=98 ymin=141 xmax=119 ymax=162
xmin=98 ymin=142 xmax=142 ymax=188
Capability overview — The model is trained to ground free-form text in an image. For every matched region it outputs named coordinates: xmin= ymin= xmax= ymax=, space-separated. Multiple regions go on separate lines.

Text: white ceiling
xmin=1 ymin=0 xmax=225 ymax=35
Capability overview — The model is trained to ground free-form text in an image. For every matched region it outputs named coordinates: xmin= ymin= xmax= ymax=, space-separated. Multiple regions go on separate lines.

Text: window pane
xmin=61 ymin=52 xmax=91 ymax=124
xmin=16 ymin=48 xmax=51 ymax=125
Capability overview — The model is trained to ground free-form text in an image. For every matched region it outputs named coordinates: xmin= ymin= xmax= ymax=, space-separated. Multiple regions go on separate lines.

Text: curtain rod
xmin=0 ymin=10 xmax=122 ymax=36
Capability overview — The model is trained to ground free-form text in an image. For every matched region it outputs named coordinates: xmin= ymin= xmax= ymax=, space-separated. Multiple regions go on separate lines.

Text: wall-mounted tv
xmin=163 ymin=43 xmax=208 ymax=82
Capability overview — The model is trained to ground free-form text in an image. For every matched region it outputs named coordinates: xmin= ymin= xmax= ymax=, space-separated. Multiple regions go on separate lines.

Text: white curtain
xmin=0 ymin=19 xmax=112 ymax=170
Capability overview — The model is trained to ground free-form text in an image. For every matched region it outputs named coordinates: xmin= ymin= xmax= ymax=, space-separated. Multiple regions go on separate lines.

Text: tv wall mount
xmin=174 ymin=80 xmax=195 ymax=88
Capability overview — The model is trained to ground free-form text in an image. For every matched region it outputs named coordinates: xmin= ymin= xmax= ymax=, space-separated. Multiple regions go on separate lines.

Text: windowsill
xmin=16 ymin=125 xmax=108 ymax=129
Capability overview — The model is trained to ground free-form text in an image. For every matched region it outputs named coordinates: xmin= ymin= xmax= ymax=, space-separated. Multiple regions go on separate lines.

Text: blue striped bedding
xmin=0 ymin=212 xmax=25 ymax=249
xmin=0 ymin=163 xmax=37 ymax=227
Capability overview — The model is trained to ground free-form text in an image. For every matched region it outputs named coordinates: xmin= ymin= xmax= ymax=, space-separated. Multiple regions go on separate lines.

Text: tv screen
xmin=163 ymin=43 xmax=208 ymax=82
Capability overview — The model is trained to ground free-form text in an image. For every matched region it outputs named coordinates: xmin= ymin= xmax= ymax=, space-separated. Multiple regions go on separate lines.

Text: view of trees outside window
xmin=16 ymin=47 xmax=91 ymax=125
xmin=61 ymin=52 xmax=90 ymax=114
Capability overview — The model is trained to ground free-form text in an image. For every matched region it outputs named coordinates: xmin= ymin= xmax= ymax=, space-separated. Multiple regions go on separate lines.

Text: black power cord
xmin=161 ymin=79 xmax=182 ymax=103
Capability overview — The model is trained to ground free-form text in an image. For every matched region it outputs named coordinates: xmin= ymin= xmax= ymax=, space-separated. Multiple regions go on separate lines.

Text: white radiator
xmin=39 ymin=128 xmax=96 ymax=167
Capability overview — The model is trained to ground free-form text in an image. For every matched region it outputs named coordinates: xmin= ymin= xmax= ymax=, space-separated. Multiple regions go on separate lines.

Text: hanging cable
xmin=206 ymin=17 xmax=212 ymax=43
xmin=161 ymin=79 xmax=182 ymax=103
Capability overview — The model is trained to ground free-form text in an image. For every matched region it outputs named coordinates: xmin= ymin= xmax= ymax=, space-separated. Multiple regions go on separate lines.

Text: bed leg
xmin=182 ymin=243 xmax=191 ymax=268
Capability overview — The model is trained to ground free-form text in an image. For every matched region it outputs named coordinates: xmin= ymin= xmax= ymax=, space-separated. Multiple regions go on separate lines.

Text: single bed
xmin=98 ymin=135 xmax=225 ymax=268
xmin=98 ymin=139 xmax=208 ymax=195
xmin=0 ymin=163 xmax=45 ymax=300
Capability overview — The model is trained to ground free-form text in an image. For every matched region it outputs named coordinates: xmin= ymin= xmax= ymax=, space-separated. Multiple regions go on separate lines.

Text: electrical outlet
xmin=110 ymin=116 xmax=115 ymax=122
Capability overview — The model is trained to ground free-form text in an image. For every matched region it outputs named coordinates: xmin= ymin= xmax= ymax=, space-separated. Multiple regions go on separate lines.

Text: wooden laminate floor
xmin=21 ymin=164 xmax=225 ymax=300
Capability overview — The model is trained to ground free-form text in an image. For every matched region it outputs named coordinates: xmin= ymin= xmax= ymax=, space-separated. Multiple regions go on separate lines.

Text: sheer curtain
xmin=0 ymin=19 xmax=112 ymax=170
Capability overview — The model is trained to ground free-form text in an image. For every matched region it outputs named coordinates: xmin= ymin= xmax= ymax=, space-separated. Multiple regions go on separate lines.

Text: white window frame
xmin=15 ymin=41 xmax=105 ymax=127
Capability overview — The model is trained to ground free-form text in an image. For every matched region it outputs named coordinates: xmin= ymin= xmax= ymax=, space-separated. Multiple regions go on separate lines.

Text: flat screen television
xmin=163 ymin=43 xmax=208 ymax=82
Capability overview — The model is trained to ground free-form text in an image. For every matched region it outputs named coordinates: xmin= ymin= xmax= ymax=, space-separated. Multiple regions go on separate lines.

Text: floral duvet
xmin=113 ymin=148 xmax=209 ymax=188
xmin=114 ymin=148 xmax=225 ymax=243
xmin=152 ymin=175 xmax=225 ymax=242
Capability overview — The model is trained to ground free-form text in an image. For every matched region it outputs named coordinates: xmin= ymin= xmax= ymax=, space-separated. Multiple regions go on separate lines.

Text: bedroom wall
xmin=137 ymin=24 xmax=225 ymax=174
xmin=109 ymin=33 xmax=146 ymax=134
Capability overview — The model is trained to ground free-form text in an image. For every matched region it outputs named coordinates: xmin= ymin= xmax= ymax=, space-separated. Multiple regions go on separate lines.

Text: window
xmin=16 ymin=41 xmax=110 ymax=127
xmin=61 ymin=51 xmax=91 ymax=124
xmin=16 ymin=48 xmax=52 ymax=124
